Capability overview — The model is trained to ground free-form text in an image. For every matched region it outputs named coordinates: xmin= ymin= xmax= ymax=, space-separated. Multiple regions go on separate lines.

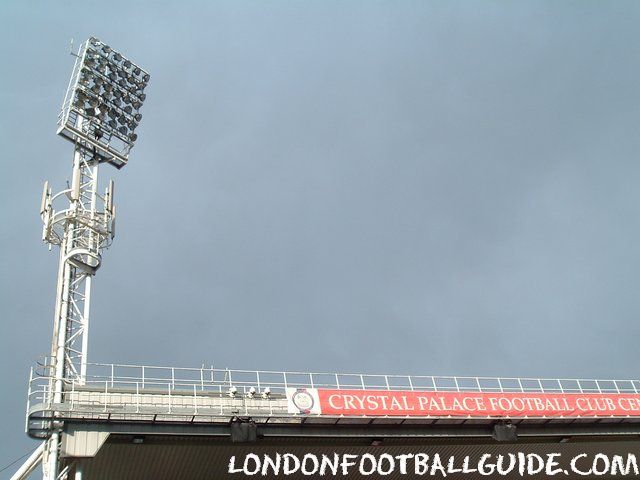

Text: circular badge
xmin=292 ymin=388 xmax=314 ymax=413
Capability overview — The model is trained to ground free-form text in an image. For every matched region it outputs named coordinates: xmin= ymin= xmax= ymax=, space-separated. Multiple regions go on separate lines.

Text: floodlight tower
xmin=39 ymin=37 xmax=149 ymax=480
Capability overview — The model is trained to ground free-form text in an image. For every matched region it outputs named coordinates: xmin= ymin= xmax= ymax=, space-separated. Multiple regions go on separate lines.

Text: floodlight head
xmin=57 ymin=36 xmax=150 ymax=169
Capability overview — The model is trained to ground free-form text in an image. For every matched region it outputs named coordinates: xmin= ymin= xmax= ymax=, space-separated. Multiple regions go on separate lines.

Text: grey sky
xmin=2 ymin=0 xmax=640 ymax=475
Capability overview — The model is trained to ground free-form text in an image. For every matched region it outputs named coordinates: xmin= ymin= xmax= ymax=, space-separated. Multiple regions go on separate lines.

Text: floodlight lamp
xmin=261 ymin=387 xmax=271 ymax=399
xmin=79 ymin=72 xmax=91 ymax=85
xmin=228 ymin=386 xmax=238 ymax=398
xmin=59 ymin=36 xmax=150 ymax=167
xmin=247 ymin=387 xmax=256 ymax=398
xmin=134 ymin=113 xmax=142 ymax=122
xmin=84 ymin=107 xmax=99 ymax=118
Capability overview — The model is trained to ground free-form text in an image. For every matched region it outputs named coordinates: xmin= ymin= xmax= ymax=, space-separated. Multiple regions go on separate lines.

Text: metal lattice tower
xmin=31 ymin=37 xmax=150 ymax=480
xmin=42 ymin=142 xmax=114 ymax=386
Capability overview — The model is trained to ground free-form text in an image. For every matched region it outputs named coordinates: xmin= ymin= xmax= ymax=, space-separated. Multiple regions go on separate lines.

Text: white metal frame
xmin=40 ymin=137 xmax=114 ymax=480
xmin=19 ymin=36 xmax=148 ymax=480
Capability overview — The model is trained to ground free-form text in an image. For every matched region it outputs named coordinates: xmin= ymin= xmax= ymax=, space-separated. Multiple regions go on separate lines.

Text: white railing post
xmin=193 ymin=384 xmax=198 ymax=415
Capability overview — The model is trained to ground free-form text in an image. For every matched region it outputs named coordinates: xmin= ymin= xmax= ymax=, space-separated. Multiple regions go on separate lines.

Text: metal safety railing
xmin=25 ymin=360 xmax=640 ymax=438
xmin=27 ymin=359 xmax=640 ymax=401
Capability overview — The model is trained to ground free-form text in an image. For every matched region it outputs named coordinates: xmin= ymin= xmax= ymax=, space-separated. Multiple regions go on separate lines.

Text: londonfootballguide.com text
xmin=228 ymin=452 xmax=638 ymax=477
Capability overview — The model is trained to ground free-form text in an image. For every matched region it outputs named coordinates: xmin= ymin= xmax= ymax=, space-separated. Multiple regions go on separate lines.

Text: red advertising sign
xmin=287 ymin=389 xmax=640 ymax=417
